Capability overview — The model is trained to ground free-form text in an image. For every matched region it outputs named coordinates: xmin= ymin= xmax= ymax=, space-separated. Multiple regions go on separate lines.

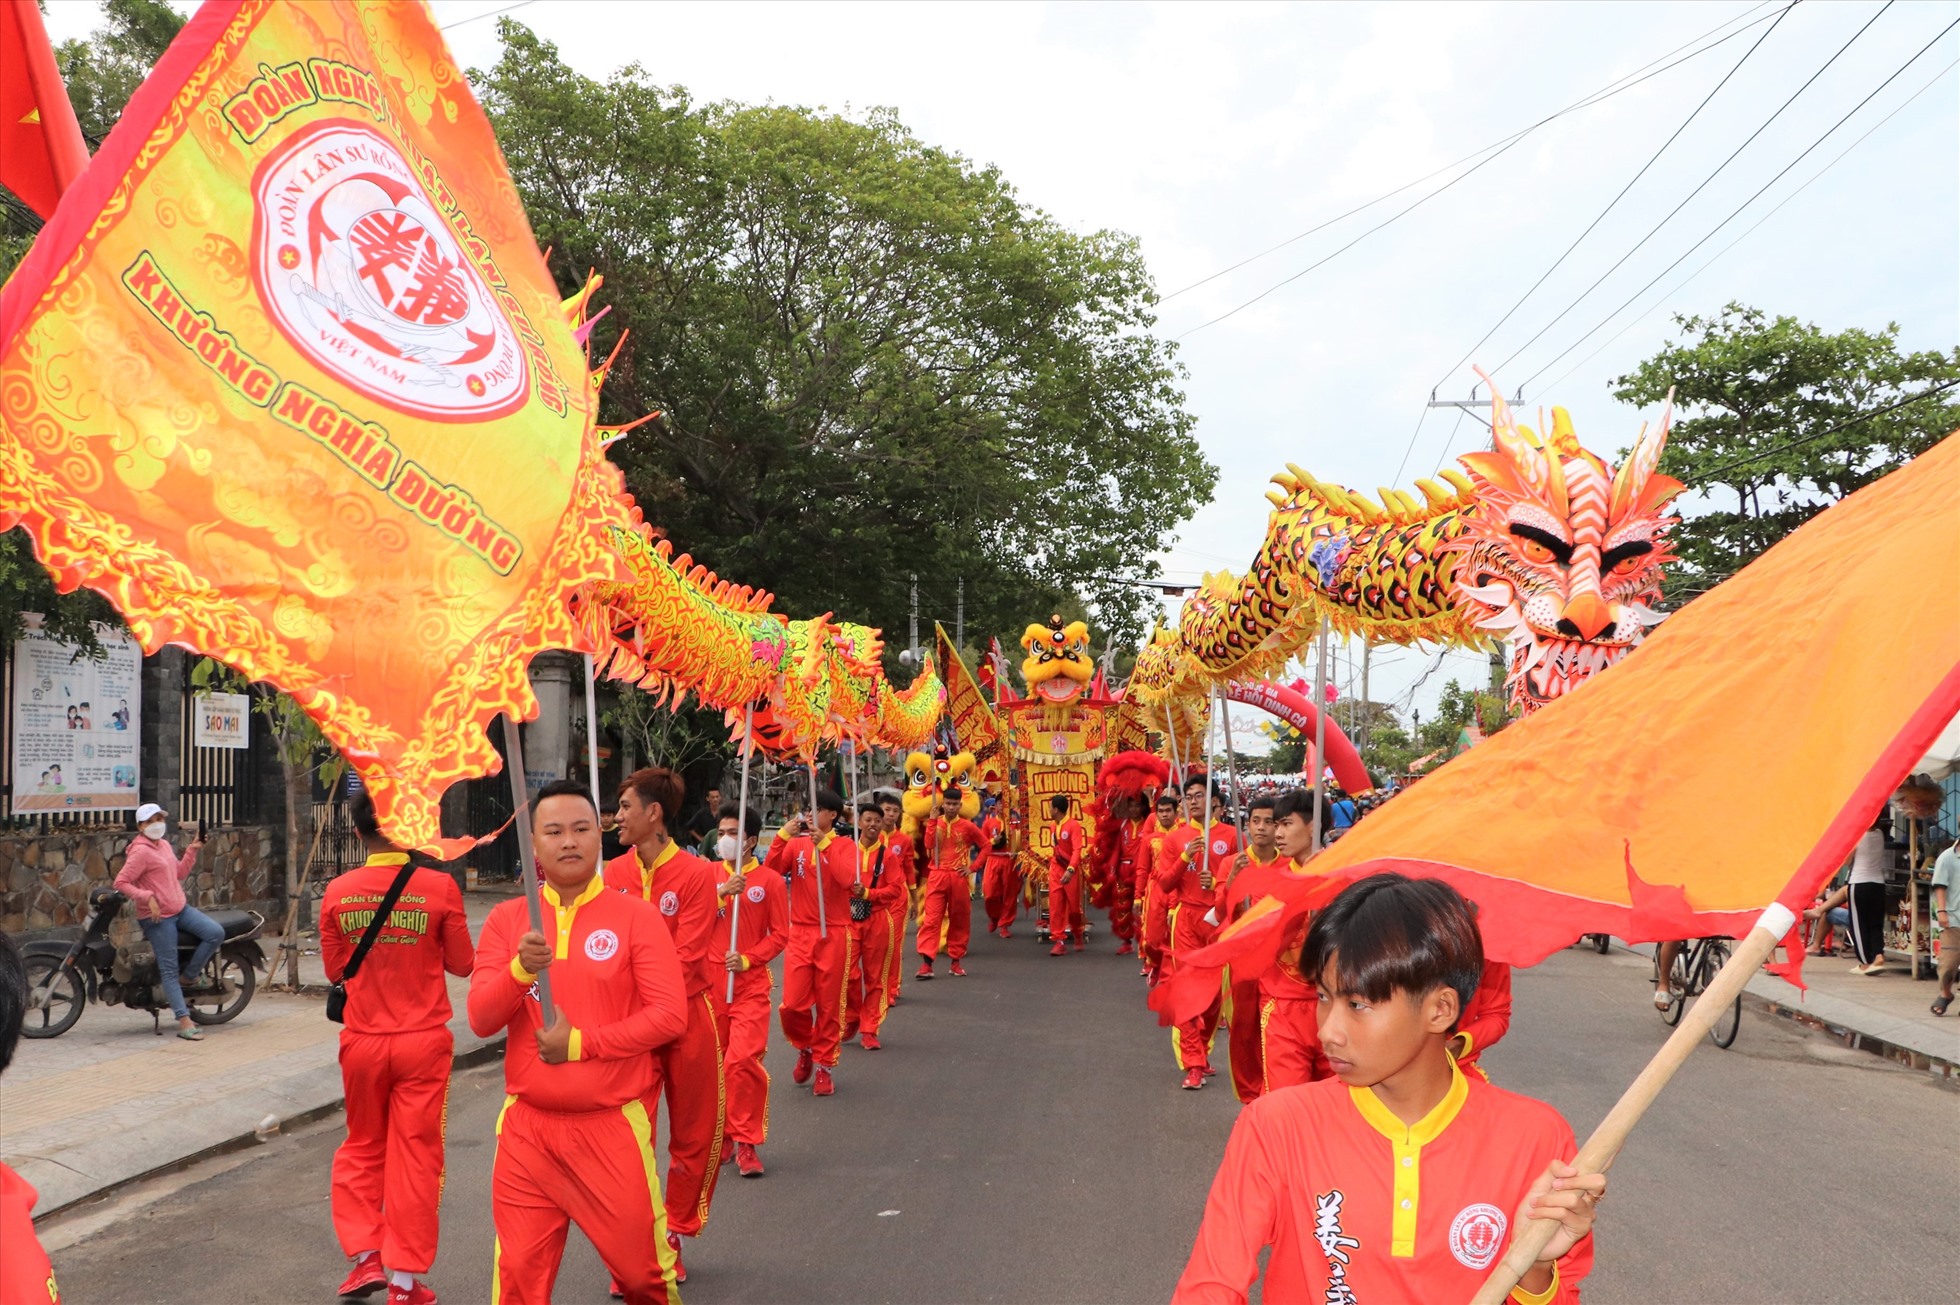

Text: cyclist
xmin=1652 ymin=941 xmax=1684 ymax=1010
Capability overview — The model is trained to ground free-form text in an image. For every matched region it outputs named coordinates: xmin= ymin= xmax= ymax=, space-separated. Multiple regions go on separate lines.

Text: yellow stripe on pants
xmin=623 ymin=1099 xmax=684 ymax=1305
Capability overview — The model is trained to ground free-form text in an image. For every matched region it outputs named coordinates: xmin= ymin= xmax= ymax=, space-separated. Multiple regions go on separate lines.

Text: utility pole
xmin=1359 ymin=639 xmax=1371 ymax=754
xmin=955 ymin=577 xmax=964 ymax=651
xmin=1428 ymin=383 xmax=1524 ymax=441
xmin=908 ymin=572 xmax=919 ymax=665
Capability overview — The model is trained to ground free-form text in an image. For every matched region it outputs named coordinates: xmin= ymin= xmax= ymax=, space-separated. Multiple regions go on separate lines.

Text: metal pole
xmin=582 ymin=654 xmax=603 ymax=816
xmin=1359 ymin=639 xmax=1371 ymax=757
xmin=956 ymin=577 xmax=964 ymax=651
xmin=1162 ymin=705 xmax=1184 ymax=787
xmin=808 ymin=760 xmax=826 ymax=939
xmin=727 ymin=704 xmax=754 ymax=1004
xmin=500 ymin=714 xmax=554 ymax=1020
xmin=1311 ymin=618 xmax=1329 ymax=853
xmin=1200 ymin=690 xmax=1216 ymax=894
xmin=1219 ymin=687 xmax=1247 ymax=844
xmin=909 ymin=573 xmax=920 ymax=665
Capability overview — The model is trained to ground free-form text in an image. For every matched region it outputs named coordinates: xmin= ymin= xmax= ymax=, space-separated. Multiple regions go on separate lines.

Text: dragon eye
xmin=1517 ymin=537 xmax=1556 ymax=565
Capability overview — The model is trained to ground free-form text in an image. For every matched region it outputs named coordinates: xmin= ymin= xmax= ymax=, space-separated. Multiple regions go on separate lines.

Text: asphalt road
xmin=42 ymin=930 xmax=1960 ymax=1304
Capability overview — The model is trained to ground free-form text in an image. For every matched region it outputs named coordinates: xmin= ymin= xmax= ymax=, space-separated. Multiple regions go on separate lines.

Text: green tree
xmin=471 ymin=23 xmax=1214 ymax=662
xmin=1614 ymin=304 xmax=1960 ymax=600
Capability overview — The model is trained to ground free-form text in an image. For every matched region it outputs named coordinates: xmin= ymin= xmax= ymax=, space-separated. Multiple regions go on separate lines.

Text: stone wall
xmin=0 ymin=824 xmax=279 ymax=941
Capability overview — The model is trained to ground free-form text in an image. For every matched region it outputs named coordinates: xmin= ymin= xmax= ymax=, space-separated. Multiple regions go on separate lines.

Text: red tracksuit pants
xmin=1226 ymin=973 xmax=1264 ymax=1103
xmin=780 ymin=926 xmax=851 ymax=1067
xmin=916 ymin=872 xmax=971 ymax=960
xmin=981 ymin=853 xmax=1020 ymax=931
xmin=652 ymin=990 xmax=727 ymax=1237
xmin=1048 ymin=868 xmax=1085 ymax=941
xmin=490 ymin=1097 xmax=682 ymax=1305
xmin=1170 ymin=907 xmax=1222 ymax=1071
xmin=1142 ymin=880 xmax=1173 ymax=972
xmin=725 ymin=968 xmax=773 ymax=1145
xmin=850 ymin=907 xmax=901 ymax=1037
xmin=332 ymin=1026 xmax=452 ymax=1273
xmin=1261 ymin=993 xmax=1333 ymax=1091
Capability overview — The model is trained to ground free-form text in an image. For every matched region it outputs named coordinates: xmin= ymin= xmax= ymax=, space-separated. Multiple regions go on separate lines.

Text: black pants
xmin=1847 ymin=881 xmax=1887 ymax=966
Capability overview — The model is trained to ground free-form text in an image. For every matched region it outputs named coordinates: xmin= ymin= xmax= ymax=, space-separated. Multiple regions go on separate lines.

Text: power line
xmin=1160 ymin=2 xmax=1777 ymax=303
xmin=1492 ymin=1 xmax=1898 ymax=383
xmin=1519 ymin=12 xmax=1958 ymax=389
xmin=1172 ymin=4 xmax=1789 ymax=339
xmin=440 ymin=0 xmax=538 ymax=31
xmin=1530 ymin=56 xmax=1958 ymax=399
xmin=1695 ymin=376 xmax=1960 ymax=480
xmin=1428 ymin=3 xmax=1798 ymax=400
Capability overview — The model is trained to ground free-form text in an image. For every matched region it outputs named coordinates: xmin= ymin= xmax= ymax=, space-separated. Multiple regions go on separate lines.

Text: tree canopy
xmin=1614 ymin=303 xmax=1959 ymax=601
xmin=472 ymin=22 xmax=1215 ymax=661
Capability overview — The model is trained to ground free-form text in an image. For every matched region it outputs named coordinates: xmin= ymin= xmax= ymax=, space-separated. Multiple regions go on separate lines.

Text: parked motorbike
xmin=19 ymin=887 xmax=267 ymax=1037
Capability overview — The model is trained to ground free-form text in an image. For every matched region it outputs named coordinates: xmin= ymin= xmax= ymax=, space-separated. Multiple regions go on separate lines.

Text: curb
xmin=31 ymin=1034 xmax=505 ymax=1223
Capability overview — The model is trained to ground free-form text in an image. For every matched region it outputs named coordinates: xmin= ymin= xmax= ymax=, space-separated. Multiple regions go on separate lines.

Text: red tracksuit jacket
xmin=320 ymin=857 xmax=475 ymax=1032
xmin=764 ymin=829 xmax=857 ymax=931
xmin=720 ymin=857 xmax=790 ymax=970
xmin=603 ymin=841 xmax=721 ymax=998
xmin=467 ymin=879 xmax=688 ymax=1110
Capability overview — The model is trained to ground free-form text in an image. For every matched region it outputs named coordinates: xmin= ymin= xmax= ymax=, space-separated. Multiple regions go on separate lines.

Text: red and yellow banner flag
xmin=1305 ymin=433 xmax=1960 ymax=975
xmin=0 ymin=1 xmax=632 ymax=846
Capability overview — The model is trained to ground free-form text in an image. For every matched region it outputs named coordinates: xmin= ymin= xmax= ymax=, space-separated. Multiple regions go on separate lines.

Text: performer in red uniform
xmin=915 ymin=790 xmax=986 ymax=978
xmin=602 ymin=767 xmax=727 ymax=1278
xmin=979 ymin=797 xmax=1020 ymax=938
xmin=1157 ymin=775 xmax=1239 ymax=1089
xmin=1219 ymin=793 xmax=1281 ymax=1105
xmin=469 ymin=781 xmax=688 ymax=1305
xmin=1175 ymin=873 xmax=1602 ymax=1304
xmin=1047 ymin=796 xmax=1088 ymax=956
xmin=1453 ymin=961 xmax=1514 ymax=1080
xmin=714 ymin=803 xmax=787 ymax=1178
xmin=877 ymin=793 xmax=915 ymax=1006
xmin=764 ymin=787 xmax=856 ymax=1096
xmin=0 ymin=933 xmax=62 ymax=1305
xmin=1259 ymin=789 xmax=1336 ymax=1092
xmin=1104 ymin=795 xmax=1150 ymax=956
xmin=845 ymin=802 xmax=908 ymax=1049
xmin=1141 ymin=792 xmax=1184 ymax=981
xmin=321 ymin=788 xmax=475 ymax=1304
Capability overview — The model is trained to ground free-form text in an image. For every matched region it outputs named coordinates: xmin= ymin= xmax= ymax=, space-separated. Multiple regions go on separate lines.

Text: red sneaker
xmin=813 ymin=1065 xmax=835 ymax=1096
xmin=736 ymin=1142 xmax=764 ymax=1177
xmin=915 ymin=960 xmax=935 ymax=980
xmin=337 ymin=1253 xmax=385 ymax=1298
xmin=388 ymin=1282 xmax=439 ymax=1305
xmin=665 ymin=1230 xmax=688 ymax=1283
xmin=860 ymin=1033 xmax=882 ymax=1051
xmin=792 ymin=1048 xmax=814 ymax=1085
xmin=1074 ymin=938 xmax=1086 ymax=951
xmin=1049 ymin=939 xmax=1067 ymax=956
xmin=843 ymin=1020 xmax=860 ymax=1043
xmin=1115 ymin=941 xmax=1134 ymax=956
xmin=998 ymin=927 xmax=1012 ymax=939
xmin=1181 ymin=1067 xmax=1206 ymax=1090
xmin=949 ymin=960 xmax=967 ymax=977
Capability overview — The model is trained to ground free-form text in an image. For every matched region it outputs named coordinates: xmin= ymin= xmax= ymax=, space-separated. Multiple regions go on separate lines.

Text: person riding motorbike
xmin=112 ymin=803 xmax=216 ymax=1040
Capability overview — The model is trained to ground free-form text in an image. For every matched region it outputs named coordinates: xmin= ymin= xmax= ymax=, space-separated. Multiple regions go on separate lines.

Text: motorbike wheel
xmin=22 ymin=956 xmax=86 ymax=1038
xmin=186 ymin=949 xmax=256 ymax=1025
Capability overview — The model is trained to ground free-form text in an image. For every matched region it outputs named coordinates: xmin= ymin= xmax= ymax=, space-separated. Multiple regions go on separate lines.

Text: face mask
xmin=716 ymin=834 xmax=739 ymax=862
xmin=142 ymin=821 xmax=167 ymax=840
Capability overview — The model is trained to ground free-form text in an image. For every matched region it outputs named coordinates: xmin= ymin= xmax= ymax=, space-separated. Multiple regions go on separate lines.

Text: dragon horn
xmin=1477 ymin=367 xmax=1561 ymax=512
xmin=1611 ymin=386 xmax=1683 ymax=517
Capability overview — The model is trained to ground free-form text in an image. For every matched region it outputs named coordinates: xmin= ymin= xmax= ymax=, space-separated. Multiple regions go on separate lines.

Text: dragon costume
xmin=1132 ymin=383 xmax=1680 ymax=716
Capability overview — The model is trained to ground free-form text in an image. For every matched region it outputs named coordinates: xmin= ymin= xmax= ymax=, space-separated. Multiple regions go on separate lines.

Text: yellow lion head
xmin=1020 ymin=613 xmax=1093 ymax=704
xmin=902 ymin=743 xmax=979 ymax=836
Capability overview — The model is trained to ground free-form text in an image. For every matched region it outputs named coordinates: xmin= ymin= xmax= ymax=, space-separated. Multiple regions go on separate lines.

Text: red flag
xmin=1147 ymin=870 xmax=1345 ymax=1026
xmin=0 ymin=0 xmax=91 ymax=219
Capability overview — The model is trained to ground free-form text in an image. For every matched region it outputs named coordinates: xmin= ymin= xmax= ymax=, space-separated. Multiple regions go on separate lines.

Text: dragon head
xmin=902 ymin=743 xmax=979 ymax=834
xmin=1451 ymin=385 xmax=1681 ymax=712
xmin=1020 ymin=614 xmax=1093 ymax=704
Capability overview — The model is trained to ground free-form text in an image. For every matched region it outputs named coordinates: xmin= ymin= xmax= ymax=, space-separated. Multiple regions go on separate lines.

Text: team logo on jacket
xmin=252 ymin=122 xmax=530 ymax=420
xmin=659 ymin=890 xmax=680 ymax=916
xmin=1449 ymin=1203 xmax=1507 ymax=1269
xmin=584 ymin=929 xmax=619 ymax=962
xmin=745 ymin=884 xmax=766 ymax=904
xmin=1211 ymin=838 xmax=1232 ymax=857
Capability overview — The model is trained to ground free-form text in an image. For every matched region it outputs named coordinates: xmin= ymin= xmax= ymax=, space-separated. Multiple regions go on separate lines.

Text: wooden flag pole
xmin=499 ymin=714 xmax=555 ymax=1022
xmin=726 ymin=704 xmax=755 ymax=1004
xmin=1469 ymin=903 xmax=1796 ymax=1304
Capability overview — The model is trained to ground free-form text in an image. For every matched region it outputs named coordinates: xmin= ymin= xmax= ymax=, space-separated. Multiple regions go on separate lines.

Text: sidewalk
xmin=0 ymin=886 xmax=517 ymax=1219
xmin=1619 ymin=939 xmax=1959 ymax=1070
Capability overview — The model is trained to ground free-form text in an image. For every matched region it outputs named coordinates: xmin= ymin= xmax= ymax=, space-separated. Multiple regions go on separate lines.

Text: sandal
xmin=176 ymin=1026 xmax=205 ymax=1041
xmin=1652 ymin=991 xmax=1673 ymax=1010
xmin=1933 ymin=995 xmax=1953 ymax=1017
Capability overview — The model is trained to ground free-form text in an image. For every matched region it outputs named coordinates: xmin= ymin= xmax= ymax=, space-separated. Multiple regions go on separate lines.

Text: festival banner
xmin=1299 ymin=433 xmax=1960 ymax=975
xmin=935 ymin=624 xmax=1003 ymax=771
xmin=0 ymin=1 xmax=633 ymax=846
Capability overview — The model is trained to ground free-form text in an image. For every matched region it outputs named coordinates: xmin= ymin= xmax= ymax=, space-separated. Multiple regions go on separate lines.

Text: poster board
xmin=9 ymin=617 xmax=143 ymax=811
xmin=192 ymin=692 xmax=250 ymax=750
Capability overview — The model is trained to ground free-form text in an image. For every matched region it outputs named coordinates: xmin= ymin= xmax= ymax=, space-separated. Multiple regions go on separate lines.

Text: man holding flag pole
xmin=764 ymin=770 xmax=856 ymax=1096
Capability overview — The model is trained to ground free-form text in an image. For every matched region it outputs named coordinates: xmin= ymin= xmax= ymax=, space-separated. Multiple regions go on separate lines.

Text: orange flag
xmin=1305 ymin=433 xmax=1960 ymax=979
xmin=0 ymin=1 xmax=632 ymax=846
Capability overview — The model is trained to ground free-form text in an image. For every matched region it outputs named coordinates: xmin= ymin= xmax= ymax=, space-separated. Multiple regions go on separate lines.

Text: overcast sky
xmin=47 ymin=0 xmax=1958 ymax=730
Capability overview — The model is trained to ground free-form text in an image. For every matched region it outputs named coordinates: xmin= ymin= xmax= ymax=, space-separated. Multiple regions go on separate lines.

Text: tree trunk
xmin=279 ymin=734 xmax=311 ymax=990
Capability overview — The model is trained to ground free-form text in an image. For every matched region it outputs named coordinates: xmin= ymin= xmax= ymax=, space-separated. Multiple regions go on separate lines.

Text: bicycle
xmin=1653 ymin=937 xmax=1742 ymax=1049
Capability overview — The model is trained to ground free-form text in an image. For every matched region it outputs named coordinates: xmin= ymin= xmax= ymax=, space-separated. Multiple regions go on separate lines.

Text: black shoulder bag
xmin=849 ymin=844 xmax=886 ymax=922
xmin=326 ymin=862 xmax=417 ymax=1024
